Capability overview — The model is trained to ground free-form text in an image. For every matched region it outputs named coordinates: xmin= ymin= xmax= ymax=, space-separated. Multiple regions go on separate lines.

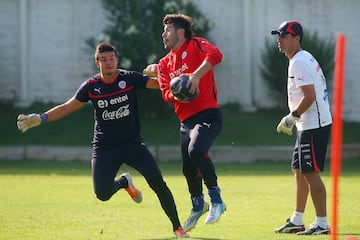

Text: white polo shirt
xmin=288 ymin=50 xmax=332 ymax=131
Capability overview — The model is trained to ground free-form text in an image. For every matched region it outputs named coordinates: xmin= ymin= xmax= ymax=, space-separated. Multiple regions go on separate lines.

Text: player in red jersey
xmin=145 ymin=13 xmax=225 ymax=232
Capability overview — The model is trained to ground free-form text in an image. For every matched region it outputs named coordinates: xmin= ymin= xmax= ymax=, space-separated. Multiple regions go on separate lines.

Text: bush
xmin=260 ymin=31 xmax=335 ymax=108
xmin=87 ymin=0 xmax=213 ymax=118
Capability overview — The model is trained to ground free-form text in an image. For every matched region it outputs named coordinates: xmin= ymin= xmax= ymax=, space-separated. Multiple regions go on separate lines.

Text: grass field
xmin=2 ymin=103 xmax=360 ymax=239
xmin=1 ymin=159 xmax=359 ymax=240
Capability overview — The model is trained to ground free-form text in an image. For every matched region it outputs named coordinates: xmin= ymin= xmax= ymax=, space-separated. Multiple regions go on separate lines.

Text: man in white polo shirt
xmin=271 ymin=21 xmax=332 ymax=235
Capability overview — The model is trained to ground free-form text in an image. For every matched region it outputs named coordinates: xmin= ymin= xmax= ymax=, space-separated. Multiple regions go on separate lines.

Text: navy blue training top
xmin=75 ymin=69 xmax=149 ymax=145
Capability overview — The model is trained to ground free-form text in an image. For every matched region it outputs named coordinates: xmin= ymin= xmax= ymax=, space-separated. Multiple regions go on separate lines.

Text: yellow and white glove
xmin=17 ymin=113 xmax=48 ymax=133
xmin=276 ymin=112 xmax=300 ymax=136
xmin=143 ymin=64 xmax=159 ymax=78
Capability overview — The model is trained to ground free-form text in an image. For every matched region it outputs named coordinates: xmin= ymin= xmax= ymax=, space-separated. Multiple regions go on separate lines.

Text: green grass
xmin=0 ymin=159 xmax=359 ymax=240
xmin=2 ymin=103 xmax=360 ymax=146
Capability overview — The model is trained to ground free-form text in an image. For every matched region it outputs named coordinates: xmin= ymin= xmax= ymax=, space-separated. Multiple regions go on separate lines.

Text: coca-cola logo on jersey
xmin=102 ymin=105 xmax=130 ymax=120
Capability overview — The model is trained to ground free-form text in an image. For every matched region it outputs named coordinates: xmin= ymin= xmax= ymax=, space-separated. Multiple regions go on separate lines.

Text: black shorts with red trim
xmin=291 ymin=124 xmax=331 ymax=173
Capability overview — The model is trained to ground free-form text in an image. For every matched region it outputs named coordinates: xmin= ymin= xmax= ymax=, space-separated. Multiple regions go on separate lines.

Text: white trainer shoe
xmin=204 ymin=202 xmax=226 ymax=224
xmin=183 ymin=202 xmax=209 ymax=232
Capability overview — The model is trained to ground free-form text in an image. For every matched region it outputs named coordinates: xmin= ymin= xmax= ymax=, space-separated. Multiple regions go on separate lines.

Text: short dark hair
xmin=163 ymin=14 xmax=194 ymax=40
xmin=95 ymin=42 xmax=117 ymax=60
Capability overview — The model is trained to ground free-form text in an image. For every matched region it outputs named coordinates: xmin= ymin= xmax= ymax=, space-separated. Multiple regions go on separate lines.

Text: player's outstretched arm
xmin=145 ymin=78 xmax=160 ymax=90
xmin=17 ymin=97 xmax=86 ymax=133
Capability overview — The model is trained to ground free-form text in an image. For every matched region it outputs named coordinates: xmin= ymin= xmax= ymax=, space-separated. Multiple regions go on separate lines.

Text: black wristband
xmin=291 ymin=111 xmax=300 ymax=118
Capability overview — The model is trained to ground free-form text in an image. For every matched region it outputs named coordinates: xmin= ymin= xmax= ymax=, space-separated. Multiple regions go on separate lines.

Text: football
xmin=170 ymin=75 xmax=198 ymax=101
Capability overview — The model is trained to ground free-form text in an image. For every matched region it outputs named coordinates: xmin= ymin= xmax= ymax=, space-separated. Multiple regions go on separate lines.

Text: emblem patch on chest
xmin=118 ymin=80 xmax=126 ymax=89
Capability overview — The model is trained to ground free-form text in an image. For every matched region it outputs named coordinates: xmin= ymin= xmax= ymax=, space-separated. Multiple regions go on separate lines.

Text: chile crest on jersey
xmin=181 ymin=51 xmax=187 ymax=59
xmin=118 ymin=80 xmax=126 ymax=89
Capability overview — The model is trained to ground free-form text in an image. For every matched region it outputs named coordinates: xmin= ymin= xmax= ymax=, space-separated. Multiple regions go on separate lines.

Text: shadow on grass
xmin=141 ymin=238 xmax=223 ymax=240
xmin=339 ymin=233 xmax=360 ymax=236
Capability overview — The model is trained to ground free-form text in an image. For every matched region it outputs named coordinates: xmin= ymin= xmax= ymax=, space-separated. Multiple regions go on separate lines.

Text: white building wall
xmin=194 ymin=0 xmax=360 ymax=121
xmin=0 ymin=0 xmax=108 ymax=104
xmin=27 ymin=0 xmax=109 ymax=103
xmin=0 ymin=0 xmax=20 ymax=101
xmin=0 ymin=0 xmax=359 ymax=121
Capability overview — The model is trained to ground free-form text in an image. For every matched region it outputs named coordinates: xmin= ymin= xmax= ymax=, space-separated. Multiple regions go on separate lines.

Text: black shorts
xmin=291 ymin=124 xmax=331 ymax=173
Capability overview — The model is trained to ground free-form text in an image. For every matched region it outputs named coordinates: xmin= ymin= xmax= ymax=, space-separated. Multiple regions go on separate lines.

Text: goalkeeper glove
xmin=143 ymin=64 xmax=159 ymax=78
xmin=276 ymin=112 xmax=300 ymax=136
xmin=17 ymin=113 xmax=48 ymax=133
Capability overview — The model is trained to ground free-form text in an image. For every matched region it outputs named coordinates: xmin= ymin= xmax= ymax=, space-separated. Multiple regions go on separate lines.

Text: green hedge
xmin=260 ymin=31 xmax=335 ymax=108
xmin=87 ymin=0 xmax=213 ymax=118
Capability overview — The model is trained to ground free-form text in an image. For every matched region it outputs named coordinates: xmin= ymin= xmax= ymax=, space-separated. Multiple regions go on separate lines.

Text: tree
xmin=260 ymin=31 xmax=335 ymax=108
xmin=88 ymin=0 xmax=213 ymax=117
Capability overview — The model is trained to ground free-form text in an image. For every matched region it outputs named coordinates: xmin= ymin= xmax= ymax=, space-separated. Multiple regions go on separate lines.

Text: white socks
xmin=290 ymin=211 xmax=328 ymax=229
xmin=290 ymin=211 xmax=304 ymax=225
xmin=315 ymin=216 xmax=329 ymax=229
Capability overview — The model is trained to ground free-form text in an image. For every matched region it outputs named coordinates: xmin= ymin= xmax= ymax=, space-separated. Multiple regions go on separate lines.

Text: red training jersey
xmin=158 ymin=37 xmax=223 ymax=122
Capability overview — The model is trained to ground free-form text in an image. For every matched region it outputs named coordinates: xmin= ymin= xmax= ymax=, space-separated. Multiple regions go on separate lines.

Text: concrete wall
xmin=195 ymin=0 xmax=360 ymax=121
xmin=1 ymin=0 xmax=359 ymax=121
xmin=0 ymin=0 xmax=20 ymax=101
xmin=0 ymin=0 xmax=108 ymax=104
xmin=1 ymin=145 xmax=359 ymax=162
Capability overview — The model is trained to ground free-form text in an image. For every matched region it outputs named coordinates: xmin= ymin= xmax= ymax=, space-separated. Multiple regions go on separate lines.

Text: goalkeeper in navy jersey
xmin=17 ymin=42 xmax=189 ymax=238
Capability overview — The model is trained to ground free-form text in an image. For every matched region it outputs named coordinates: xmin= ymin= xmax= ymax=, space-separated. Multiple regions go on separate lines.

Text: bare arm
xmin=17 ymin=97 xmax=87 ymax=133
xmin=45 ymin=97 xmax=87 ymax=122
xmin=193 ymin=60 xmax=213 ymax=79
xmin=145 ymin=78 xmax=160 ymax=90
xmin=293 ymin=84 xmax=316 ymax=115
